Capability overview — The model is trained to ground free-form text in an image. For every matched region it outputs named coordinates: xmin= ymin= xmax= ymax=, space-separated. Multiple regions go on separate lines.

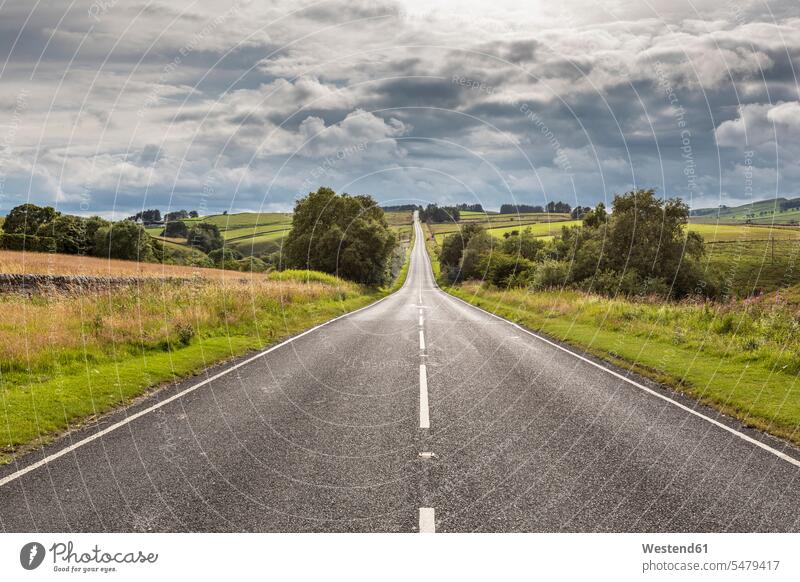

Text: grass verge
xmin=431 ymin=262 xmax=800 ymax=447
xmin=0 ymin=260 xmax=411 ymax=463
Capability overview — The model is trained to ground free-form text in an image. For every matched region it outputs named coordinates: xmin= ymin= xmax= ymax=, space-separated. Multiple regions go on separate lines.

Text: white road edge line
xmin=419 ymin=329 xmax=426 ymax=351
xmin=419 ymin=507 xmax=435 ymax=533
xmin=0 ymin=292 xmax=399 ymax=489
xmin=443 ymin=292 xmax=800 ymax=470
xmin=419 ymin=364 xmax=430 ymax=429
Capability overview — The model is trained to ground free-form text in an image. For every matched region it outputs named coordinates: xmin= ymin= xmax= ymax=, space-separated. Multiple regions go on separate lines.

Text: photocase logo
xmin=20 ymin=542 xmax=46 ymax=570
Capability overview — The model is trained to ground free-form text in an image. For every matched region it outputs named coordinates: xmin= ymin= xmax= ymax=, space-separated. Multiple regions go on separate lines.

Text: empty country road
xmin=1 ymin=215 xmax=799 ymax=533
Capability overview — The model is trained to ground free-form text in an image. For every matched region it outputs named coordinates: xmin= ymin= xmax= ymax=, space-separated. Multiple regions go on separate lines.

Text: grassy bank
xmin=0 ymin=268 xmax=399 ymax=463
xmin=443 ymin=279 xmax=800 ymax=446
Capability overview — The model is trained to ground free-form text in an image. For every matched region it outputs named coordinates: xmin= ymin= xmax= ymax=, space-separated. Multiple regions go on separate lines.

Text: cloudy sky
xmin=0 ymin=0 xmax=798 ymax=217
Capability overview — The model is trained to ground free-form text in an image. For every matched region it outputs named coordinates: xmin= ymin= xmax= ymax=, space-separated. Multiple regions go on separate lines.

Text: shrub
xmin=531 ymin=260 xmax=570 ymax=290
xmin=236 ymin=257 xmax=268 ymax=272
xmin=208 ymin=247 xmax=243 ymax=264
xmin=485 ymin=252 xmax=534 ymax=287
xmin=0 ymin=233 xmax=56 ymax=252
xmin=93 ymin=220 xmax=153 ymax=260
xmin=162 ymin=221 xmax=189 ymax=238
xmin=175 ymin=322 xmax=195 ymax=346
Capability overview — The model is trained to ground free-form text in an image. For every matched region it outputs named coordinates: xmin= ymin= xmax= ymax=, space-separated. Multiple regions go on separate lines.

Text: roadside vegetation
xmin=429 ymin=188 xmax=800 ymax=446
xmin=283 ymin=187 xmax=397 ymax=285
xmin=0 ymin=187 xmax=410 ymax=462
xmin=0 ymin=271 xmax=384 ymax=461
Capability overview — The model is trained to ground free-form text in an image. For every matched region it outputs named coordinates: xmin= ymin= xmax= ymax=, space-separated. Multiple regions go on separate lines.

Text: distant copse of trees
xmin=126 ymin=209 xmax=162 ymax=223
xmin=0 ymin=203 xmax=158 ymax=260
xmin=419 ymin=204 xmax=460 ymax=223
xmin=499 ymin=201 xmax=572 ymax=214
xmin=455 ymin=203 xmax=484 ymax=212
xmin=381 ymin=204 xmax=422 ymax=212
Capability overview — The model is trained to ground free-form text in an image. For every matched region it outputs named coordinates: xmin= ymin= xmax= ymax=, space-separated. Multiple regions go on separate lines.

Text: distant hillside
xmin=691 ymin=197 xmax=800 ymax=224
xmin=148 ymin=209 xmax=414 ymax=258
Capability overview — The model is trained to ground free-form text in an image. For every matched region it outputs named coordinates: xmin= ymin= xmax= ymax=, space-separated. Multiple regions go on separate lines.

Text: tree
xmin=582 ymin=202 xmax=607 ymax=228
xmin=188 ymin=210 xmax=199 ymax=218
xmin=546 ymin=200 xmax=571 ymax=213
xmin=567 ymin=189 xmax=704 ymax=297
xmin=126 ymin=209 xmax=162 ymax=223
xmin=164 ymin=210 xmax=189 ymax=222
xmin=3 ymin=203 xmax=59 ymax=235
xmin=162 ymin=220 xmax=189 ymax=238
xmin=283 ymin=187 xmax=396 ymax=285
xmin=570 ymin=206 xmax=592 ymax=220
xmin=439 ymin=223 xmax=484 ymax=271
xmin=93 ymin=220 xmax=153 ymax=260
xmin=36 ymin=215 xmax=94 ymax=255
xmin=458 ymin=230 xmax=495 ymax=281
xmin=499 ymin=204 xmax=544 ymax=214
xmin=455 ymin=203 xmax=484 ymax=212
xmin=187 ymin=222 xmax=223 ymax=253
xmin=208 ymin=247 xmax=243 ymax=266
xmin=500 ymin=228 xmax=546 ymax=262
xmin=419 ymin=204 xmax=460 ymax=223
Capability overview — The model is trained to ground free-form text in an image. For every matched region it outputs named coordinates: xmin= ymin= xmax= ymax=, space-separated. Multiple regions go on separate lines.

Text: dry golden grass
xmin=0 ymin=250 xmax=269 ymax=281
xmin=0 ymin=274 xmax=359 ymax=377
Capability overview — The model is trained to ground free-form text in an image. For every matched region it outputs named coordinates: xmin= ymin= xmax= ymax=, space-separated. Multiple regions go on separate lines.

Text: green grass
xmin=432 ymin=219 xmax=580 ymax=244
xmin=688 ymin=223 xmax=800 ymax=242
xmin=153 ymin=210 xmax=412 ymax=261
xmin=443 ymin=282 xmax=800 ymax=447
xmin=704 ymin=239 xmax=800 ymax=297
xmin=0 ymin=238 xmax=415 ymax=463
xmin=186 ymin=212 xmax=292 ymax=231
xmin=0 ymin=275 xmax=372 ymax=462
xmin=691 ymin=197 xmax=800 ymax=225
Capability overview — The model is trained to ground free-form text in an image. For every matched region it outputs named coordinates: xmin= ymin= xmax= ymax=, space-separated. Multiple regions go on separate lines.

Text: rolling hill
xmin=691 ymin=197 xmax=800 ymax=224
xmin=149 ymin=210 xmax=414 ymax=261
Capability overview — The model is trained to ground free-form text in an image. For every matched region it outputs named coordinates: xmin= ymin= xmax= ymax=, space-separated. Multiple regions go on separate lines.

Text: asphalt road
xmin=1 ymin=215 xmax=799 ymax=532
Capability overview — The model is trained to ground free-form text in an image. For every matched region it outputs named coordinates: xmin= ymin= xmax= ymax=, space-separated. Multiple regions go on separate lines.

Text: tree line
xmin=439 ymin=189 xmax=708 ymax=299
xmin=419 ymin=204 xmax=460 ymax=223
xmin=499 ymin=201 xmax=572 ymax=214
xmin=0 ymin=203 xmax=265 ymax=270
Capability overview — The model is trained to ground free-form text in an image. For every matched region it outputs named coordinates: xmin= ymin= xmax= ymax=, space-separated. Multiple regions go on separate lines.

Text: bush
xmin=162 ymin=221 xmax=189 ymax=238
xmin=36 ymin=214 xmax=109 ymax=255
xmin=0 ymin=233 xmax=56 ymax=252
xmin=531 ymin=260 xmax=570 ymax=290
xmin=93 ymin=220 xmax=153 ymax=260
xmin=235 ymin=257 xmax=268 ymax=272
xmin=485 ymin=253 xmax=534 ymax=287
xmin=188 ymin=222 xmax=223 ymax=254
xmin=208 ymin=247 xmax=243 ymax=264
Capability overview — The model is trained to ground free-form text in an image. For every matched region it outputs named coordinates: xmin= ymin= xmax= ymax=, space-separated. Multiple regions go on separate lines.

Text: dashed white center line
xmin=419 ymin=329 xmax=426 ymax=350
xmin=419 ymin=315 xmax=423 ymax=327
xmin=419 ymin=507 xmax=435 ymax=533
xmin=419 ymin=363 xmax=430 ymax=429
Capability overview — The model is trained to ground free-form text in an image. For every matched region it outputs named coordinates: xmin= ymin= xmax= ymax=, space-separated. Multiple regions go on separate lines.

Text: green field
xmin=689 ymin=223 xmax=800 ymax=242
xmin=691 ymin=197 xmax=800 ymax=225
xmin=704 ymin=239 xmax=800 ymax=297
xmin=432 ymin=219 xmax=581 ymax=244
xmin=149 ymin=209 xmax=413 ymax=262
